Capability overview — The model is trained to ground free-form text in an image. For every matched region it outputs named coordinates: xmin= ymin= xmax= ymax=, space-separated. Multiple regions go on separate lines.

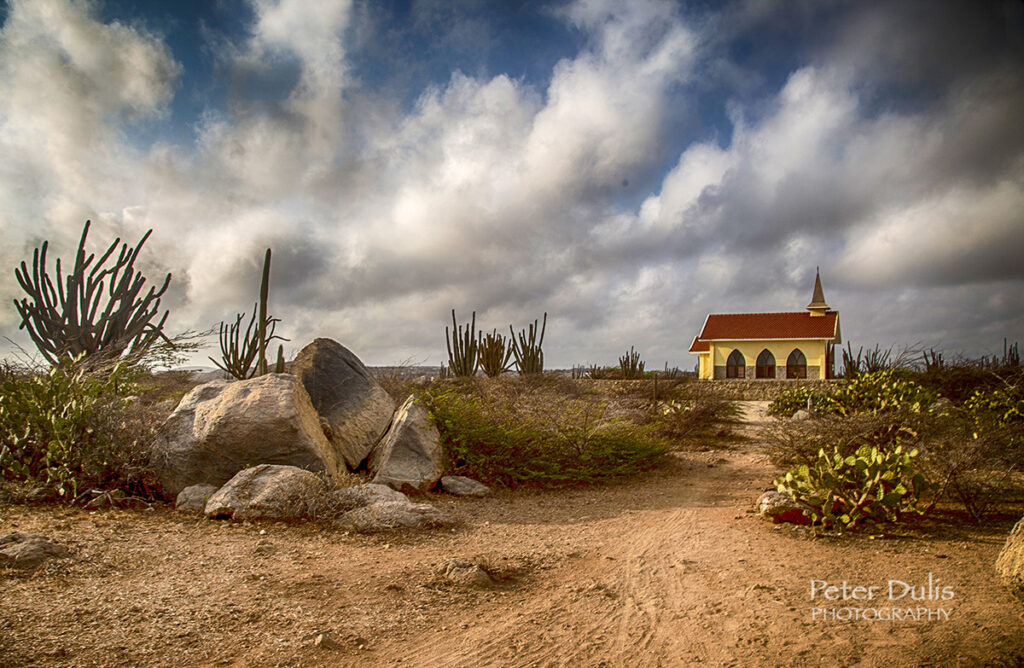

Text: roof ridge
xmin=707 ymin=311 xmax=821 ymax=317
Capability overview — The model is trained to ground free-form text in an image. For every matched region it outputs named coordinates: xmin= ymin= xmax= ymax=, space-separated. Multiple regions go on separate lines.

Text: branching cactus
xmin=478 ymin=329 xmax=513 ymax=377
xmin=510 ymin=313 xmax=546 ymax=375
xmin=210 ymin=248 xmax=286 ymax=379
xmin=619 ymin=346 xmax=645 ymax=379
xmin=13 ymin=220 xmax=171 ymax=366
xmin=446 ymin=310 xmax=479 ymax=377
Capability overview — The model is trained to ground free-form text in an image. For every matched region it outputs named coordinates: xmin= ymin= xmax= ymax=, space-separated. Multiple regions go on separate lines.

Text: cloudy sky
xmin=1 ymin=0 xmax=1023 ymax=369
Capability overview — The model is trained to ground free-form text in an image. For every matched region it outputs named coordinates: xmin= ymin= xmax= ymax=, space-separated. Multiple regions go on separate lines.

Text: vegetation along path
xmin=1 ymin=402 xmax=1022 ymax=666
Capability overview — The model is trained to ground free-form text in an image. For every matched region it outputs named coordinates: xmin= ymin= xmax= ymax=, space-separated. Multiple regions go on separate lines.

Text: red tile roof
xmin=688 ymin=311 xmax=839 ymax=353
xmin=689 ymin=337 xmax=710 ymax=353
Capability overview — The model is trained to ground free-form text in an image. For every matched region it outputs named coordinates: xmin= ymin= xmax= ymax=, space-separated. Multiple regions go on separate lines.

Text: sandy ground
xmin=2 ymin=402 xmax=1023 ymax=667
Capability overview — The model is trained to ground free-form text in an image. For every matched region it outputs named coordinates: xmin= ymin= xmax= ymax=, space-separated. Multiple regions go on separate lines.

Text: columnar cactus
xmin=446 ymin=310 xmax=479 ymax=377
xmin=510 ymin=313 xmax=546 ymax=375
xmin=13 ymin=220 xmax=171 ymax=366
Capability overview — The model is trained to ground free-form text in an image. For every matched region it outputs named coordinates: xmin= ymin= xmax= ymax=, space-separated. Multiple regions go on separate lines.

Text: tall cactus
xmin=210 ymin=248 xmax=286 ymax=379
xmin=274 ymin=344 xmax=286 ymax=373
xmin=13 ymin=220 xmax=171 ymax=366
xmin=619 ymin=346 xmax=645 ymax=379
xmin=510 ymin=313 xmax=546 ymax=375
xmin=256 ymin=248 xmax=271 ymax=376
xmin=446 ymin=309 xmax=479 ymax=377
xmin=478 ymin=329 xmax=513 ymax=377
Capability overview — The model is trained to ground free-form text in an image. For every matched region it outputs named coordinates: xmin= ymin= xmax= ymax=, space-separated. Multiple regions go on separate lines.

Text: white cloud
xmin=0 ymin=0 xmax=1022 ymax=367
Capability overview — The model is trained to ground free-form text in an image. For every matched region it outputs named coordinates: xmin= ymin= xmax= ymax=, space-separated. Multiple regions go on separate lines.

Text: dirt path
xmin=2 ymin=404 xmax=1023 ymax=667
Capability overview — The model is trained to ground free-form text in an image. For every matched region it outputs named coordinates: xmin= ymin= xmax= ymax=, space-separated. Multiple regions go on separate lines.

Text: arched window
xmin=787 ymin=349 xmax=807 ymax=379
xmin=756 ymin=349 xmax=776 ymax=378
xmin=726 ymin=349 xmax=745 ymax=378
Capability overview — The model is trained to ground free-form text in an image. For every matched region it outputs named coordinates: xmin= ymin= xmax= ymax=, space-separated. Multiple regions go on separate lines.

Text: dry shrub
xmin=760 ymin=412 xmax=921 ymax=469
xmin=0 ymin=363 xmax=168 ymax=502
xmin=422 ymin=376 xmax=666 ymax=487
xmin=915 ymin=404 xmax=1024 ymax=520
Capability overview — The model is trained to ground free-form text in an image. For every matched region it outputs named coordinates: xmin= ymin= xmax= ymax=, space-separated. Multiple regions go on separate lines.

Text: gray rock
xmin=175 ymin=484 xmax=220 ymax=512
xmin=338 ymin=500 xmax=453 ymax=533
xmin=791 ymin=409 xmax=812 ymax=421
xmin=150 ymin=374 xmax=332 ymax=497
xmin=996 ymin=515 xmax=1024 ymax=604
xmin=333 ymin=483 xmax=409 ymax=511
xmin=368 ymin=395 xmax=445 ymax=494
xmin=205 ymin=464 xmax=328 ymax=522
xmin=930 ymin=397 xmax=954 ymax=414
xmin=757 ymin=490 xmax=813 ymax=525
xmin=291 ymin=339 xmax=396 ymax=471
xmin=0 ymin=533 xmax=72 ymax=569
xmin=441 ymin=475 xmax=491 ymax=497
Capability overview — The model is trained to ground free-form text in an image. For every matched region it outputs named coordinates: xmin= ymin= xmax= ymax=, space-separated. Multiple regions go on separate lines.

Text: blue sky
xmin=1 ymin=0 xmax=1023 ymax=368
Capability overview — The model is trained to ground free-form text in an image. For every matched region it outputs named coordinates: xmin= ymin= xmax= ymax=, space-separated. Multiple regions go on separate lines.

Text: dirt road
xmin=2 ymin=404 xmax=1023 ymax=666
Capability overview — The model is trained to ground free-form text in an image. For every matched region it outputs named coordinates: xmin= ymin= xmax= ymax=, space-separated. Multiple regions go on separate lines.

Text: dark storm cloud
xmin=1 ymin=0 xmax=1022 ymax=366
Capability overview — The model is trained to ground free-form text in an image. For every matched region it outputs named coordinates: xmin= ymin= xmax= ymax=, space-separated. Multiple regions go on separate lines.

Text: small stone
xmin=440 ymin=475 xmax=491 ymax=497
xmin=756 ymin=491 xmax=813 ymax=525
xmin=0 ymin=533 xmax=72 ymax=569
xmin=438 ymin=559 xmax=494 ymax=587
xmin=175 ymin=484 xmax=219 ymax=513
xmin=314 ymin=633 xmax=341 ymax=650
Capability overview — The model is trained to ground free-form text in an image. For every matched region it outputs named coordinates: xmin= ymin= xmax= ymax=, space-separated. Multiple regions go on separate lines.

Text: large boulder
xmin=368 ymin=395 xmax=445 ymax=494
xmin=996 ymin=515 xmax=1024 ymax=604
xmin=205 ymin=465 xmax=328 ymax=522
xmin=151 ymin=374 xmax=334 ymax=497
xmin=290 ymin=339 xmax=396 ymax=470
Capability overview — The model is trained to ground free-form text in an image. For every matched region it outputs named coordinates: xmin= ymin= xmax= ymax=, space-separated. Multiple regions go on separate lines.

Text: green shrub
xmin=964 ymin=384 xmax=1024 ymax=451
xmin=826 ymin=370 xmax=936 ymax=416
xmin=0 ymin=361 xmax=160 ymax=501
xmin=768 ymin=371 xmax=935 ymax=418
xmin=775 ymin=443 xmax=929 ymax=533
xmin=422 ymin=379 xmax=667 ymax=487
xmin=767 ymin=386 xmax=829 ymax=417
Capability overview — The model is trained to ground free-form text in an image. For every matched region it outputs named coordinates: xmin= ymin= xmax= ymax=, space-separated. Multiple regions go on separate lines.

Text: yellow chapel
xmin=689 ymin=270 xmax=841 ymax=380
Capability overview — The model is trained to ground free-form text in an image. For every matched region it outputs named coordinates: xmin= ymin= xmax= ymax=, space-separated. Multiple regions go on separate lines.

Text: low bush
xmin=0 ymin=361 xmax=162 ymax=502
xmin=422 ymin=377 xmax=667 ymax=487
xmin=912 ymin=365 xmax=1021 ymax=403
xmin=775 ymin=443 xmax=929 ymax=533
xmin=653 ymin=393 xmax=739 ymax=446
xmin=767 ymin=386 xmax=829 ymax=418
xmin=826 ymin=370 xmax=936 ymax=416
xmin=912 ymin=384 xmax=1024 ymax=519
xmin=768 ymin=370 xmax=935 ymax=418
xmin=762 ymin=412 xmax=920 ymax=468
